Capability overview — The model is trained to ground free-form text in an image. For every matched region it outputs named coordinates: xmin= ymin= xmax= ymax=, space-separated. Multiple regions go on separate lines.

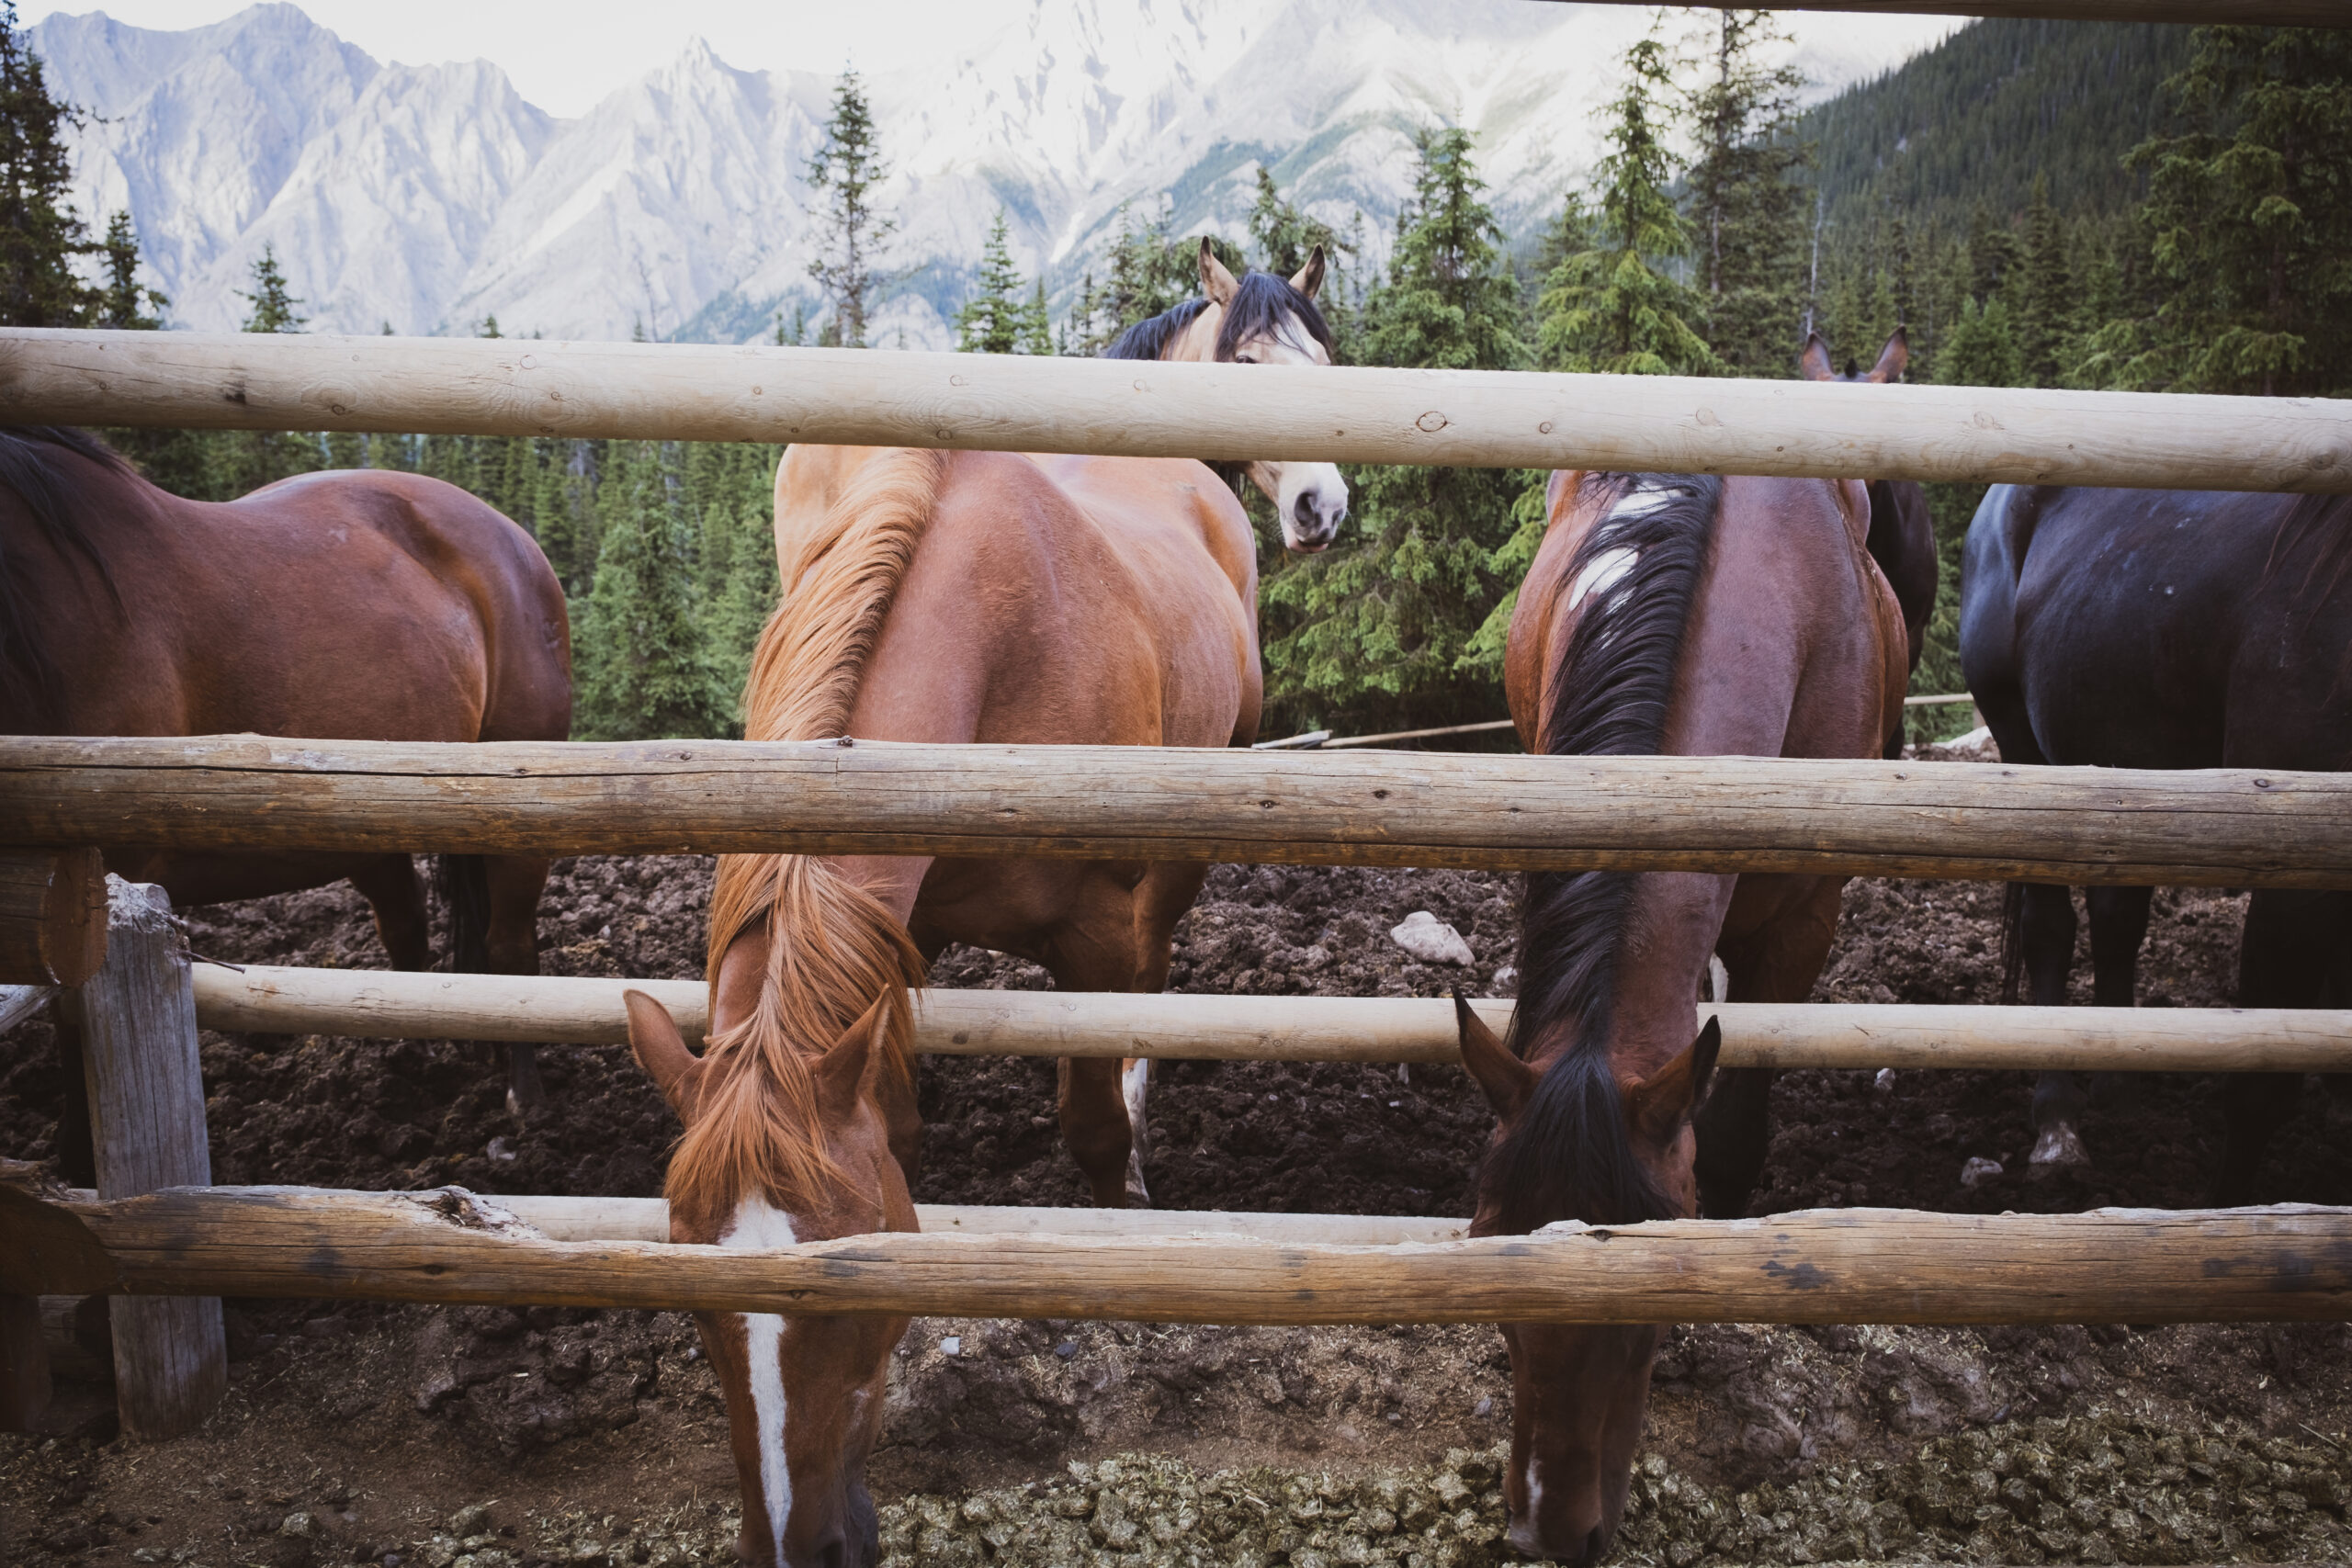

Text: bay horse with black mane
xmin=1961 ymin=482 xmax=2352 ymax=1197
xmin=0 ymin=426 xmax=571 ymax=1122
xmin=617 ymin=240 xmax=1339 ymax=1568
xmin=1452 ymin=468 xmax=1905 ymax=1562
xmin=1801 ymin=327 xmax=1937 ymax=755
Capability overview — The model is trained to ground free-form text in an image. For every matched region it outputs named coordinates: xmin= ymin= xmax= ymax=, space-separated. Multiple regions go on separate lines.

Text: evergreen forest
xmin=5 ymin=6 xmax=2346 ymax=743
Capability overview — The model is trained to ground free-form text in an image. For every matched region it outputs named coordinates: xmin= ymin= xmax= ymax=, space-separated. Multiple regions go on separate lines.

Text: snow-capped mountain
xmin=30 ymin=1 xmax=1943 ymax=346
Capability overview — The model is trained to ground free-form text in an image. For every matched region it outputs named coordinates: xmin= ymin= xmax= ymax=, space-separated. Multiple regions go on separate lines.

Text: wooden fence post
xmin=66 ymin=877 xmax=225 ymax=1440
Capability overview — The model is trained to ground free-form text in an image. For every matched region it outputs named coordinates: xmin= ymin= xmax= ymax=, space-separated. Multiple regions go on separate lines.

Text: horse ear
xmin=1199 ymin=237 xmax=1239 ymax=307
xmin=624 ymin=990 xmax=704 ymax=1122
xmin=1868 ymin=327 xmax=1910 ymax=383
xmin=815 ymin=993 xmax=892 ymax=1122
xmin=1290 ymin=243 xmax=1327 ymax=302
xmin=1798 ymin=333 xmax=1835 ymax=381
xmin=1454 ymin=989 xmax=1535 ymax=1122
xmin=1625 ymin=1016 xmax=1723 ymax=1144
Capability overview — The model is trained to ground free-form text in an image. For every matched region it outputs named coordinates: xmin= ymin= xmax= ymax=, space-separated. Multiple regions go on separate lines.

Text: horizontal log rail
xmin=2 ymin=329 xmax=2347 ymax=492
xmin=6 ymin=736 xmax=2349 ymax=886
xmin=486 ymin=1196 xmax=1462 ymax=1247
xmin=5 ymin=1172 xmax=2344 ymax=1325
xmin=1589 ymin=1 xmax=2348 ymax=26
xmin=189 ymin=964 xmax=2352 ymax=1074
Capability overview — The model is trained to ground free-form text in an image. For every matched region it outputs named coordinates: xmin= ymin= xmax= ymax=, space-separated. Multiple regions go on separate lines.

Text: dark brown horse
xmin=1454 ymin=468 xmax=1905 ymax=1562
xmin=0 ymin=426 xmax=571 ymax=1118
xmin=1801 ymin=328 xmax=1937 ymax=754
xmin=1961 ymin=482 xmax=2352 ymax=1197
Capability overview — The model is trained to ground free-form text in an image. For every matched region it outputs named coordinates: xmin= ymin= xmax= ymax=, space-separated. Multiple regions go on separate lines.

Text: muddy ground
xmin=3 ymin=740 xmax=2348 ymax=1565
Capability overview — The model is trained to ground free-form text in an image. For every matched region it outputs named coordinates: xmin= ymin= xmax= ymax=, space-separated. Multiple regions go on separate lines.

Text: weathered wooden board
xmin=62 ymin=882 xmax=225 ymax=1440
xmin=6 ymin=1173 xmax=2346 ymax=1326
xmin=5 ymin=736 xmax=2348 ymax=886
xmin=188 ymin=963 xmax=2352 ymax=1074
xmin=2 ymin=328 xmax=2348 ymax=491
xmin=0 ymin=848 xmax=106 ymax=987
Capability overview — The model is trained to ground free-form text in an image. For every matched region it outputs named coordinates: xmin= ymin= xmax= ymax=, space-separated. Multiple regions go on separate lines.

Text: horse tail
xmin=432 ymin=854 xmax=493 ymax=973
xmin=1999 ymin=882 xmax=2026 ymax=1007
xmin=669 ymin=447 xmax=944 ymax=1221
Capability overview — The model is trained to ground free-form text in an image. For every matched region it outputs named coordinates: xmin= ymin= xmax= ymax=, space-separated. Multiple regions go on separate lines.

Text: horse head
xmin=1454 ymin=994 xmax=1722 ymax=1563
xmin=1193 ymin=238 xmax=1351 ymax=552
xmin=1801 ymin=326 xmax=1908 ymax=385
xmin=626 ymin=964 xmax=915 ymax=1568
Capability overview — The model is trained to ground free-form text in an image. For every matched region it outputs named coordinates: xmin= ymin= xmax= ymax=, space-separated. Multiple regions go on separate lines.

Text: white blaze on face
xmin=723 ymin=1195 xmax=799 ymax=1565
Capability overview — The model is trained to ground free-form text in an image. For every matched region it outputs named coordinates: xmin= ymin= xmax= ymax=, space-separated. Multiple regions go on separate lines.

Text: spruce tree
xmin=236 ymin=244 xmax=307 ymax=333
xmin=96 ymin=211 xmax=164 ymax=329
xmin=1257 ymin=127 xmax=1529 ymax=734
xmin=1938 ymin=295 xmax=2024 ymax=388
xmin=955 ymin=209 xmax=1032 ymax=353
xmin=0 ymin=1 xmax=96 ymax=327
xmin=572 ymin=442 xmax=728 ymax=740
xmin=1536 ymin=32 xmax=1719 ymax=377
xmin=2016 ymin=175 xmax=2073 ymax=388
xmin=1021 ymin=279 xmax=1053 ymax=355
xmin=1686 ymin=9 xmax=1812 ymax=375
xmin=2124 ymin=25 xmax=2352 ymax=395
xmin=805 ymin=69 xmax=896 ymax=348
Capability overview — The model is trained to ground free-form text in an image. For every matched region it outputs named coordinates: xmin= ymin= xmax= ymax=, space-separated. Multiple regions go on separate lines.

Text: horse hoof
xmin=2029 ymin=1122 xmax=2089 ymax=1173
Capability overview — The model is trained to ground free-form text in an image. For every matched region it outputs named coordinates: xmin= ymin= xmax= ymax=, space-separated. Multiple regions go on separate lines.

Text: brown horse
xmin=1801 ymin=327 xmax=1938 ymax=755
xmin=619 ymin=414 xmax=1267 ymax=1562
xmin=0 ymin=426 xmax=571 ymax=1119
xmin=1453 ymin=468 xmax=1905 ymax=1562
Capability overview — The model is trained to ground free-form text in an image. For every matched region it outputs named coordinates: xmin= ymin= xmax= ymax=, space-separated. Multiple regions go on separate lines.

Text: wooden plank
xmin=1322 ymin=719 xmax=1518 ymax=750
xmin=62 ymin=881 xmax=225 ymax=1441
xmin=187 ymin=963 xmax=2352 ymax=1074
xmin=1580 ymin=1 xmax=2348 ymax=25
xmin=0 ymin=984 xmax=55 ymax=1033
xmin=485 ymin=1195 xmax=1465 ymax=1247
xmin=2 ymin=328 xmax=2348 ymax=492
xmin=5 ymin=735 xmax=2349 ymax=887
xmin=0 ymin=1294 xmax=47 ymax=1432
xmin=0 ymin=848 xmax=106 ymax=987
xmin=4 ymin=1174 xmax=2345 ymax=1325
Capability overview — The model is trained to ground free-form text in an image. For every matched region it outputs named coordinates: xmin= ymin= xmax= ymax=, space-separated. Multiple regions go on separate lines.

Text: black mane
xmin=0 ymin=425 xmax=127 ymax=723
xmin=1102 ymin=297 xmax=1209 ymax=362
xmin=1483 ymin=473 xmax=1724 ymax=1234
xmin=1099 ymin=270 xmax=1337 ymax=365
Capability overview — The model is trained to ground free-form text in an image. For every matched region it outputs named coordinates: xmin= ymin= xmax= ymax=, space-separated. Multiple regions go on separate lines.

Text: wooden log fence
xmin=6 ymin=735 xmax=2350 ymax=887
xmin=1584 ymin=1 xmax=2348 ymax=26
xmin=4 ymin=328 xmax=2349 ymax=492
xmin=188 ymin=963 xmax=2352 ymax=1075
xmin=5 ymin=1172 xmax=2346 ymax=1326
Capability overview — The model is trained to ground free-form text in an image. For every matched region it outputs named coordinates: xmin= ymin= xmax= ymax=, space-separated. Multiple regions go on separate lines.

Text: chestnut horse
xmin=620 ymin=333 xmax=1294 ymax=1559
xmin=1800 ymin=327 xmax=1937 ymax=755
xmin=1961 ymin=482 xmax=2352 ymax=1196
xmin=1452 ymin=468 xmax=1905 ymax=1562
xmin=0 ymin=426 xmax=571 ymax=1120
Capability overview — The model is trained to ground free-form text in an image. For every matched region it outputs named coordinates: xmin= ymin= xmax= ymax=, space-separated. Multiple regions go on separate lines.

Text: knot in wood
xmin=1416 ymin=411 xmax=1448 ymax=434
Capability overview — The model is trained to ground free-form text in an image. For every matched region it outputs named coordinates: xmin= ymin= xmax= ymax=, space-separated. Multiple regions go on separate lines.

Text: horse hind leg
xmin=2013 ymin=883 xmax=2092 ymax=1175
xmin=2085 ymin=885 xmax=2154 ymax=1111
xmin=2216 ymin=890 xmax=2347 ymax=1204
xmin=481 ymin=856 xmax=553 ymax=1122
xmin=348 ymin=854 xmax=431 ymax=971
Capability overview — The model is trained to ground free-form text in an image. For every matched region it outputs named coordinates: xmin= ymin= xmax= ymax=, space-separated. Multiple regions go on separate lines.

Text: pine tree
xmin=805 ymin=69 xmax=896 ymax=348
xmin=1257 ymin=127 xmax=1529 ymax=734
xmin=1536 ymin=32 xmax=1719 ymax=378
xmin=955 ymin=209 xmax=1033 ymax=354
xmin=236 ymin=244 xmax=307 ymax=333
xmin=1938 ymin=294 xmax=2024 ymax=388
xmin=96 ymin=211 xmax=164 ymax=329
xmin=2016 ymin=175 xmax=2073 ymax=388
xmin=1686 ymin=9 xmax=1813 ymax=376
xmin=572 ymin=442 xmax=728 ymax=740
xmin=2123 ymin=25 xmax=2352 ymax=396
xmin=0 ymin=1 xmax=96 ymax=327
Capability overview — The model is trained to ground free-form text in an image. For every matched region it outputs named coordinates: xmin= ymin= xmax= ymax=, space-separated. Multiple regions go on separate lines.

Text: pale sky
xmin=33 ymin=0 xmax=1010 ymax=117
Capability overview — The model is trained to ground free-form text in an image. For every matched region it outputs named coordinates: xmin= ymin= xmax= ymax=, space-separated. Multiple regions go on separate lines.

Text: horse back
xmin=1973 ymin=485 xmax=2352 ymax=772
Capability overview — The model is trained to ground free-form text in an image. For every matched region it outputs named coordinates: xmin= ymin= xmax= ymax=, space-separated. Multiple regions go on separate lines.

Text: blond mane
xmin=668 ymin=447 xmax=945 ymax=1222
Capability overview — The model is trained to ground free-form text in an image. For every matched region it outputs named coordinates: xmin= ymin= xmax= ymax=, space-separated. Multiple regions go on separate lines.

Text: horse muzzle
xmin=1286 ymin=489 xmax=1348 ymax=554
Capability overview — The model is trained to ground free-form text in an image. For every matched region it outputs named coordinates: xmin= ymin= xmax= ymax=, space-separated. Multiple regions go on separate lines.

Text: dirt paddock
xmin=4 ymin=745 xmax=2348 ymax=1567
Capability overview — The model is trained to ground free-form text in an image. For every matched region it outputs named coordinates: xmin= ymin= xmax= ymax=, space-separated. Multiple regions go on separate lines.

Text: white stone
xmin=1959 ymin=1156 xmax=2004 ymax=1189
xmin=1390 ymin=910 xmax=1474 ymax=968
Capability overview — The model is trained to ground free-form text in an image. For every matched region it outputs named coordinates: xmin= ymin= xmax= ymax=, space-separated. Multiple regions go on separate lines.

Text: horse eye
xmin=1234 ymin=354 xmax=1256 ymax=364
